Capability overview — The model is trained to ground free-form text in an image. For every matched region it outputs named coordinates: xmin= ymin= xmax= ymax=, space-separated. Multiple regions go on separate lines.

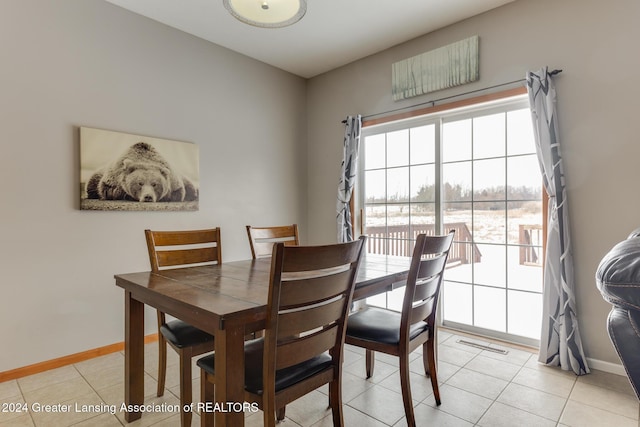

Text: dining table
xmin=115 ymin=252 xmax=412 ymax=426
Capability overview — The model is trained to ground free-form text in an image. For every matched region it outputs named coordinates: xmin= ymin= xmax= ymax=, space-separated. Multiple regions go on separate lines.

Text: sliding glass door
xmin=360 ymin=96 xmax=543 ymax=346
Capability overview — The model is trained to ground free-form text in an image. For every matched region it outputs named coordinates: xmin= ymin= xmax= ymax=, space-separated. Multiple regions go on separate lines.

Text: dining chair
xmin=198 ymin=236 xmax=366 ymax=427
xmin=345 ymin=231 xmax=455 ymax=427
xmin=246 ymin=223 xmax=300 ymax=420
xmin=246 ymin=224 xmax=299 ymax=259
xmin=144 ymin=228 xmax=221 ymax=427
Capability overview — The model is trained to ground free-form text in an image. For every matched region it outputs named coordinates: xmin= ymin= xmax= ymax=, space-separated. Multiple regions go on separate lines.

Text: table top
xmin=115 ymin=253 xmax=411 ymax=330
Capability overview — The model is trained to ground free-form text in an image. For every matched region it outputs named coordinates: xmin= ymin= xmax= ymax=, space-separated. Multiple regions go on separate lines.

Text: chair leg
xmin=263 ymin=403 xmax=277 ymax=427
xmin=423 ymin=331 xmax=438 ymax=377
xmin=365 ymin=349 xmax=375 ymax=378
xmin=157 ymin=334 xmax=167 ymax=397
xmin=262 ymin=388 xmax=277 ymax=427
xmin=425 ymin=339 xmax=441 ymax=405
xmin=200 ymin=373 xmax=214 ymax=427
xmin=329 ymin=378 xmax=345 ymax=427
xmin=178 ymin=352 xmax=193 ymax=427
xmin=423 ymin=346 xmax=431 ymax=377
xmin=276 ymin=407 xmax=286 ymax=421
xmin=399 ymin=353 xmax=416 ymax=427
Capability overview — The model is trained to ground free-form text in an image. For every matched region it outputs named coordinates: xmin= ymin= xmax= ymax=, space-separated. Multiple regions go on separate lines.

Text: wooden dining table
xmin=115 ymin=253 xmax=412 ymax=426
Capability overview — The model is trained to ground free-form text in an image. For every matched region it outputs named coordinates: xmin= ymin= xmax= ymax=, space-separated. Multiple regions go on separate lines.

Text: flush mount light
xmin=223 ymin=0 xmax=307 ymax=28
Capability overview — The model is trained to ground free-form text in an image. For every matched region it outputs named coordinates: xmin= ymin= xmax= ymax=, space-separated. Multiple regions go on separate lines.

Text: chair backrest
xmin=263 ymin=236 xmax=366 ymax=386
xmin=246 ymin=224 xmax=299 ymax=259
xmin=145 ymin=228 xmax=222 ymax=271
xmin=401 ymin=231 xmax=455 ymax=339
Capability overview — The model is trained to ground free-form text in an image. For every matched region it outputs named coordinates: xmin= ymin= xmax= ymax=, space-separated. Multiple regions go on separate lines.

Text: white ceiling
xmin=104 ymin=0 xmax=515 ymax=79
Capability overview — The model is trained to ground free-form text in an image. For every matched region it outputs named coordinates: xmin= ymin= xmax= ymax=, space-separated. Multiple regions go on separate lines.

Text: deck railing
xmin=519 ymin=224 xmax=543 ymax=266
xmin=363 ymin=223 xmax=481 ymax=264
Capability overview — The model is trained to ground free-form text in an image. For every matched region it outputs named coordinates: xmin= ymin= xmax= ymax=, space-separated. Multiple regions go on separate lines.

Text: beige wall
xmin=307 ymin=0 xmax=640 ymax=367
xmin=0 ymin=0 xmax=307 ymax=372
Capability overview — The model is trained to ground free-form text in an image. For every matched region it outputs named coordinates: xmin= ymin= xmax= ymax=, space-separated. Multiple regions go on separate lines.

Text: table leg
xmin=213 ymin=324 xmax=246 ymax=427
xmin=124 ymin=291 xmax=144 ymax=423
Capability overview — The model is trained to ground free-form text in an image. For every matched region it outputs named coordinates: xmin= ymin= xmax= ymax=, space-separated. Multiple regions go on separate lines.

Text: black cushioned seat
xmin=346 ymin=307 xmax=429 ymax=345
xmin=160 ymin=320 xmax=214 ymax=349
xmin=197 ymin=338 xmax=332 ymax=395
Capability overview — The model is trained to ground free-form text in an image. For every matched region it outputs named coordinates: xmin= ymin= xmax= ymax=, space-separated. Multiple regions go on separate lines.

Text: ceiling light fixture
xmin=223 ymin=0 xmax=307 ymax=28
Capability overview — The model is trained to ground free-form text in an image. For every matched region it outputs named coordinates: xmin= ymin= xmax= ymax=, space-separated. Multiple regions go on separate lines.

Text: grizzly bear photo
xmin=80 ymin=127 xmax=199 ymax=211
xmin=86 ymin=142 xmax=198 ymax=203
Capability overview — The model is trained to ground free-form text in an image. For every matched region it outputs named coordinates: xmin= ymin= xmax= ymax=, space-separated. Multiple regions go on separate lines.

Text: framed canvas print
xmin=80 ymin=127 xmax=199 ymax=211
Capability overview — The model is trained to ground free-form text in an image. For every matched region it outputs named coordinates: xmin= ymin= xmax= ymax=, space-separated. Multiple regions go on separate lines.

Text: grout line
xmin=14 ymin=379 xmax=37 ymax=427
xmin=555 ymin=377 xmax=578 ymax=427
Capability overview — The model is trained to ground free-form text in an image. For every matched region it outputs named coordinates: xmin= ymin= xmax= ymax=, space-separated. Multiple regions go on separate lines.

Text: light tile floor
xmin=1 ymin=330 xmax=637 ymax=426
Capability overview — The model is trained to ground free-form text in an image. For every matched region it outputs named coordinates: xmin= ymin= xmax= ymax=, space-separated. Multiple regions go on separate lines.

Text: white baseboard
xmin=587 ymin=357 xmax=626 ymax=376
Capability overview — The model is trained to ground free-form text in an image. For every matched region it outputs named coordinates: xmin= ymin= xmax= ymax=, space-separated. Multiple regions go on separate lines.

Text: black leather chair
xmin=596 ymin=227 xmax=640 ymax=405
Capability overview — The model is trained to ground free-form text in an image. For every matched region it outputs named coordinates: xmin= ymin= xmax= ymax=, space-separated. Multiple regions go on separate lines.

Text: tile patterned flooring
xmin=1 ymin=330 xmax=638 ymax=426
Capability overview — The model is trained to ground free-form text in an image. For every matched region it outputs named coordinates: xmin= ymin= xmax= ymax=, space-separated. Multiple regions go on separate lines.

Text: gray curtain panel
xmin=336 ymin=115 xmax=362 ymax=243
xmin=527 ymin=68 xmax=589 ymax=375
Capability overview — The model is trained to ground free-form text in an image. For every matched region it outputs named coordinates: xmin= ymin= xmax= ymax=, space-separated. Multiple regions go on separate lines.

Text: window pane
xmin=507 ymin=154 xmax=541 ymax=200
xmin=410 ymin=205 xmax=435 ymax=238
xmin=507 ymin=108 xmax=536 ymax=156
xmin=387 ymin=204 xmax=410 ymax=228
xmin=364 ymin=134 xmax=386 ymax=170
xmin=474 ymin=158 xmax=505 ymax=199
xmin=507 ymin=245 xmax=543 ymax=292
xmin=443 ymin=281 xmax=472 ymax=325
xmin=443 ymin=119 xmax=471 ymax=162
xmin=443 ymin=161 xmax=471 ymax=202
xmin=473 ymin=112 xmax=505 ymax=159
xmin=508 ymin=290 xmax=542 ymax=338
xmin=410 ymin=164 xmax=435 ymax=202
xmin=444 ymin=245 xmax=473 ymax=282
xmin=475 ymin=286 xmax=506 ymax=332
xmin=410 ymin=124 xmax=435 ymax=165
xmin=387 ymin=167 xmax=409 ymax=203
xmin=387 ymin=129 xmax=409 ymax=167
xmin=364 ymin=169 xmax=385 ymax=203
xmin=364 ymin=205 xmax=386 ymax=228
xmin=474 ymin=244 xmax=506 ymax=287
xmin=474 ymin=202 xmax=506 ymax=244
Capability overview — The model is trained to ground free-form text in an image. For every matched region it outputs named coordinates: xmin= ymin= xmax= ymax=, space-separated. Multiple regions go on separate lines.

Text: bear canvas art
xmin=80 ymin=127 xmax=199 ymax=211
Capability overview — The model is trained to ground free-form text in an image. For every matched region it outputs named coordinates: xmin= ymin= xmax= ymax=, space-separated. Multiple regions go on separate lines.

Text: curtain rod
xmin=341 ymin=69 xmax=562 ymax=123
